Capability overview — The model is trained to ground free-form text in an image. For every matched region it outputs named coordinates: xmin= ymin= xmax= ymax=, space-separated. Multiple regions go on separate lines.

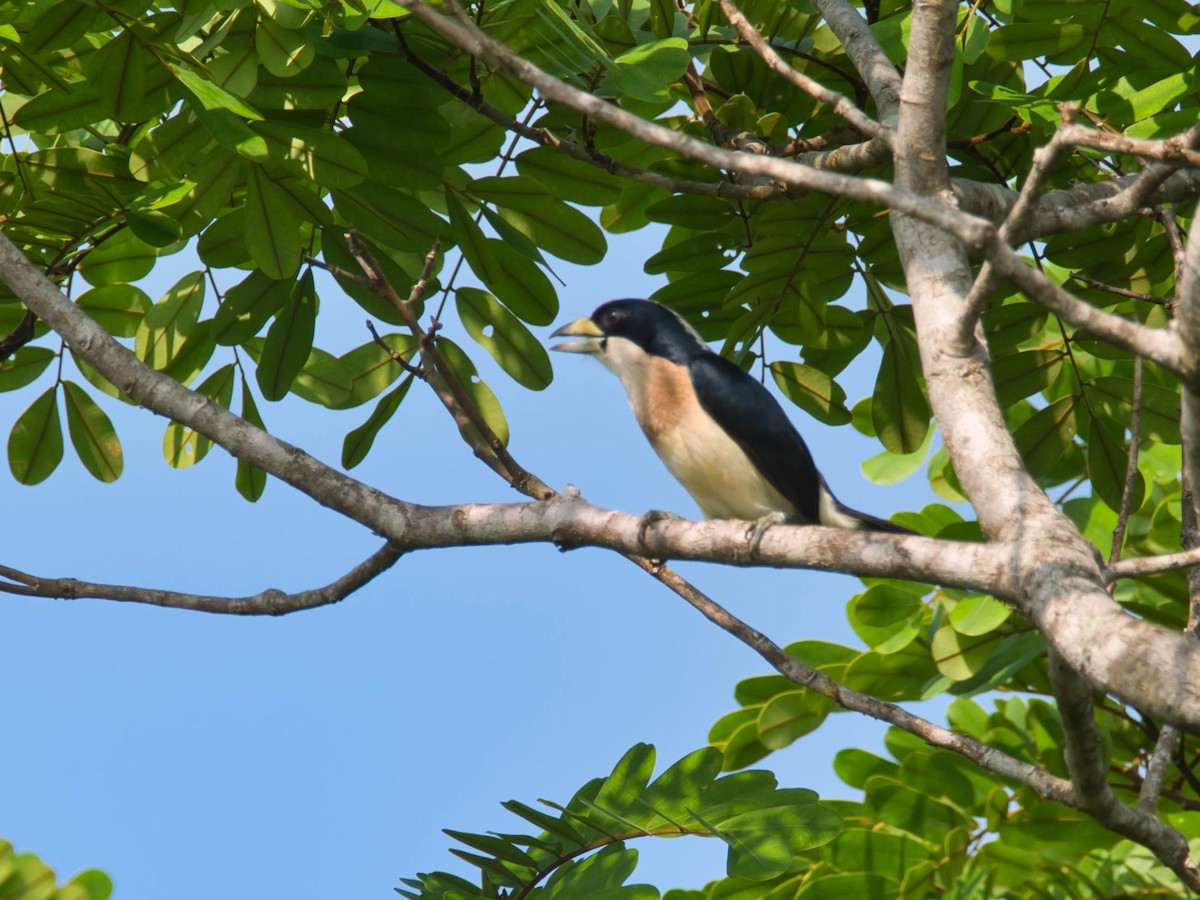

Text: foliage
xmin=399 ymin=744 xmax=841 ymax=898
xmin=0 ymin=840 xmax=111 ymax=900
xmin=2 ymin=0 xmax=1199 ymax=896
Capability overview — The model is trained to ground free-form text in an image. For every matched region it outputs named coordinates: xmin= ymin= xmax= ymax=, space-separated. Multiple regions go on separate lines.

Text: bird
xmin=549 ymin=299 xmax=910 ymax=548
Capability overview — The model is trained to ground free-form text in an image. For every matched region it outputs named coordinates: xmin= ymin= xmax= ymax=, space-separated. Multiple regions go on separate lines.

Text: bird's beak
xmin=549 ymin=317 xmax=603 ymax=354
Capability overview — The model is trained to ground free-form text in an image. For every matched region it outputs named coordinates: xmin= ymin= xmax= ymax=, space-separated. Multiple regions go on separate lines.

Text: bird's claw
xmin=745 ymin=512 xmax=789 ymax=560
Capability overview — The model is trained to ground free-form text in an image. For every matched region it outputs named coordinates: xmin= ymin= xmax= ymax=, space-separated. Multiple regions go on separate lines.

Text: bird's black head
xmin=585 ymin=299 xmax=708 ymax=364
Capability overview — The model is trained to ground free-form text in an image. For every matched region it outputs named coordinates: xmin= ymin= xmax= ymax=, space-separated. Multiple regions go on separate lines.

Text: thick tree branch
xmin=809 ymin=0 xmax=902 ymax=127
xmin=371 ymin=0 xmax=1200 ymax=732
xmin=0 ymin=544 xmax=404 ymax=615
xmin=0 ymin=307 xmax=36 ymax=362
xmin=988 ymin=246 xmax=1196 ymax=383
xmin=952 ymin=169 xmax=1200 ymax=240
xmin=1050 ymin=651 xmax=1200 ymax=890
xmin=0 ymin=233 xmax=1010 ymax=592
xmin=891 ymin=3 xmax=1200 ymax=884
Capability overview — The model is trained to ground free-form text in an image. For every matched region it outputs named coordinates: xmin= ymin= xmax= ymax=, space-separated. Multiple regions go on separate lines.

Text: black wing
xmin=688 ymin=353 xmax=823 ymax=523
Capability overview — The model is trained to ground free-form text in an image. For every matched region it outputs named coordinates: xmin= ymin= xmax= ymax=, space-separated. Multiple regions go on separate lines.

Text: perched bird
xmin=550 ymin=299 xmax=909 ymax=541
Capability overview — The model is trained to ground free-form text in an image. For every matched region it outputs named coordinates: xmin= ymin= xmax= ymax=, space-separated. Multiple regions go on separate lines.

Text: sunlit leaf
xmin=8 ymin=385 xmax=63 ymax=485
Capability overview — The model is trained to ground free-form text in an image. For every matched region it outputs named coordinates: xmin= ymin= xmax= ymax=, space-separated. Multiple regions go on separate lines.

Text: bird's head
xmin=549 ymin=299 xmax=707 ymax=368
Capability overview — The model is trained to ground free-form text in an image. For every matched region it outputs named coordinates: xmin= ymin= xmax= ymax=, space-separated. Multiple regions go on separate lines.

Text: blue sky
xmin=2 ymin=227 xmax=944 ymax=898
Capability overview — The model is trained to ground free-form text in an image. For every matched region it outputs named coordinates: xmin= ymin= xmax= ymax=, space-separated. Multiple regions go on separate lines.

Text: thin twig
xmin=1109 ymin=356 xmax=1144 ymax=566
xmin=365 ymin=320 xmax=425 ymax=378
xmin=1105 ymin=546 xmax=1200 ymax=583
xmin=345 ymin=234 xmax=555 ymax=499
xmin=958 ymin=105 xmax=1078 ymax=345
xmin=0 ymin=544 xmax=404 ymax=615
xmin=1071 ymin=274 xmax=1171 ymax=306
xmin=651 ymin=562 xmax=1077 ymax=803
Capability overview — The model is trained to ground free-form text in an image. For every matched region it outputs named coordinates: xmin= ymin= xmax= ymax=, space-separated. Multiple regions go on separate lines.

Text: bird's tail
xmin=839 ymin=504 xmax=917 ymax=535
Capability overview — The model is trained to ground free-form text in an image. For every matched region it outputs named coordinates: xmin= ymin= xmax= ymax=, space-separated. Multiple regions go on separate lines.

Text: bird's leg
xmin=745 ymin=511 xmax=790 ymax=561
xmin=637 ymin=509 xmax=683 ymax=550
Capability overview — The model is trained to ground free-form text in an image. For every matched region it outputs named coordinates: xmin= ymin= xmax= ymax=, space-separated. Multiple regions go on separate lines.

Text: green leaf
xmin=172 ymin=63 xmax=264 ymax=121
xmin=337 ymin=334 xmax=418 ymax=409
xmin=861 ymin=426 xmax=933 ymax=485
xmin=136 ymin=271 xmax=206 ymax=372
xmin=13 ymin=83 xmax=108 ymax=134
xmin=644 ymin=233 xmax=735 ymax=275
xmin=236 ymin=379 xmax=268 ymax=501
xmin=8 ymin=385 xmax=63 ymax=485
xmin=256 ymin=12 xmax=315 ymax=77
xmin=992 ymin=350 xmax=1064 ymax=407
xmin=541 ymin=846 xmax=645 ymax=899
xmin=1088 ymin=410 xmax=1144 ymax=513
xmin=250 ymin=120 xmax=367 ymax=189
xmin=129 ymin=113 xmax=213 ymax=183
xmin=721 ymin=795 xmax=842 ymax=880
xmin=77 ymin=231 xmax=160 ymax=287
xmin=447 ymin=190 xmax=558 ymax=325
xmin=769 ymin=362 xmax=852 ymax=426
xmin=163 ymin=365 xmax=236 ymax=468
xmin=931 ymin=625 xmax=997 ymax=681
xmin=872 ymin=336 xmax=930 ymax=454
xmin=948 ymin=594 xmax=1012 ymax=636
xmin=516 ymin=147 xmax=624 ymax=206
xmin=648 ymin=0 xmax=676 ymax=37
xmin=75 ymin=284 xmax=152 ymax=337
xmin=213 ymin=272 xmax=293 ymax=346
xmin=88 ymin=29 xmax=171 ymax=122
xmin=443 ymin=830 xmax=538 ymax=872
xmin=1089 ymin=376 xmax=1180 ymax=444
xmin=842 ymin=641 xmax=937 ymax=702
xmin=757 ymin=691 xmax=834 ymax=749
xmin=1012 ymin=395 xmax=1078 ymax=477
xmin=160 ymin=320 xmax=216 ymax=386
xmin=471 ymin=175 xmax=608 ymax=265
xmin=341 ymin=377 xmax=412 ymax=469
xmin=0 ymin=347 xmax=55 ymax=392
xmin=257 ymin=270 xmax=317 ymax=400
xmin=437 ymin=338 xmax=510 ymax=446
xmin=607 ymin=38 xmax=690 ymax=103
xmin=592 ymin=743 xmax=657 ymax=829
xmin=847 ymin=585 xmax=924 ymax=654
xmin=127 ymin=207 xmax=185 ymax=248
xmin=456 ymin=287 xmax=552 ymax=391
xmin=291 ymin=348 xmax=354 ymax=408
xmin=245 ymin=163 xmax=302 ymax=279
xmin=986 ymin=23 xmax=1088 ymax=61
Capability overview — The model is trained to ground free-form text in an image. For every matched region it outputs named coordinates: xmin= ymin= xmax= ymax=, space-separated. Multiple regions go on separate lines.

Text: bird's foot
xmin=745 ymin=512 xmax=789 ymax=561
xmin=637 ymin=509 xmax=682 ymax=550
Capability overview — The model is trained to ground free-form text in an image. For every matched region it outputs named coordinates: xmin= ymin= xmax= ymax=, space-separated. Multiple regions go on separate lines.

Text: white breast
xmin=596 ymin=338 xmax=797 ymax=521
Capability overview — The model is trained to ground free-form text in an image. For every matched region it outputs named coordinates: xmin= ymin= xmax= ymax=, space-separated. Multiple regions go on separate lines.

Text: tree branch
xmin=951 ymin=169 xmax=1200 ymax=240
xmin=397 ymin=0 xmax=994 ymax=248
xmin=1050 ymin=650 xmax=1200 ymax=890
xmin=810 ymin=0 xmax=902 ymax=127
xmin=664 ymin=565 xmax=1078 ymax=805
xmin=0 ymin=232 xmax=1012 ymax=591
xmin=717 ymin=0 xmax=888 ymax=143
xmin=890 ymin=4 xmax=1200 ymax=883
xmin=958 ymin=107 xmax=1077 ymax=347
xmin=0 ymin=544 xmax=404 ymax=615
